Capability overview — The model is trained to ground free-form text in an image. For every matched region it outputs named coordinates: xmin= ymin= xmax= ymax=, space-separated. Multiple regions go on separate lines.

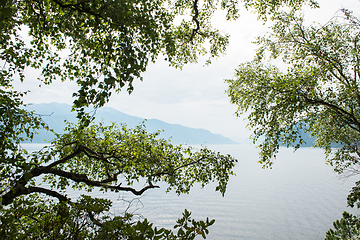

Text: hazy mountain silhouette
xmin=26 ymin=102 xmax=238 ymax=145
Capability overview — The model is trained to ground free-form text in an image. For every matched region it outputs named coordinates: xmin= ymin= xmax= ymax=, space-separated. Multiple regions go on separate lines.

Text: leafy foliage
xmin=0 ymin=195 xmax=215 ymax=239
xmin=0 ymin=0 xmax=315 ymax=116
xmin=226 ymin=8 xmax=360 ymax=237
xmin=0 ymin=89 xmax=50 ymax=200
xmin=325 ymin=211 xmax=360 ymax=240
xmin=0 ymin=116 xmax=236 ymax=238
xmin=227 ymin=9 xmax=360 ymax=169
xmin=241 ymin=0 xmax=319 ymax=20
xmin=1 ymin=0 xmax=241 ymax=121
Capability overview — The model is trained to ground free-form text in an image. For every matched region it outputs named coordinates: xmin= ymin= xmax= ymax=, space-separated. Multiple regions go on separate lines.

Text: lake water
xmin=23 ymin=143 xmax=358 ymax=239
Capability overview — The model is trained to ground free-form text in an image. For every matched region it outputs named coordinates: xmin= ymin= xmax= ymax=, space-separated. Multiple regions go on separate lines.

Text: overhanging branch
xmin=2 ymin=185 xmax=70 ymax=206
xmin=301 ymin=94 xmax=360 ymax=132
xmin=51 ymin=0 xmax=106 ymax=21
xmin=187 ymin=0 xmax=204 ymax=43
xmin=43 ymin=168 xmax=159 ymax=196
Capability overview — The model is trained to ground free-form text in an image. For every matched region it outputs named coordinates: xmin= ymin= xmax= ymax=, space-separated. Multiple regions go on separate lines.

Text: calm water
xmin=23 ymin=143 xmax=358 ymax=239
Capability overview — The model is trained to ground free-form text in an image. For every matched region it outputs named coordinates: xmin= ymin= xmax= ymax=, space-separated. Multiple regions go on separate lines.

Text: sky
xmin=14 ymin=0 xmax=360 ymax=143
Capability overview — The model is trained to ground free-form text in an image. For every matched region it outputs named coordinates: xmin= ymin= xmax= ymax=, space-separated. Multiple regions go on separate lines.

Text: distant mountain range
xmin=26 ymin=102 xmax=238 ymax=145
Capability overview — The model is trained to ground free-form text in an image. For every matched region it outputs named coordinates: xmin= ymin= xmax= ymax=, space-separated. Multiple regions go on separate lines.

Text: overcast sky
xmin=15 ymin=0 xmax=360 ymax=142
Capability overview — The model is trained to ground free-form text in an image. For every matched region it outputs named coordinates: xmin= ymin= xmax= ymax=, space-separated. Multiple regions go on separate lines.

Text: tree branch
xmin=46 ymin=144 xmax=83 ymax=168
xmin=187 ymin=0 xmax=204 ymax=43
xmin=2 ymin=186 xmax=70 ymax=206
xmin=152 ymin=157 xmax=206 ymax=177
xmin=50 ymin=0 xmax=106 ymax=21
xmin=42 ymin=168 xmax=159 ymax=196
xmin=87 ymin=211 xmax=103 ymax=227
xmin=301 ymin=94 xmax=360 ymax=132
xmin=287 ymin=22 xmax=353 ymax=87
xmin=1 ymin=145 xmax=83 ymax=205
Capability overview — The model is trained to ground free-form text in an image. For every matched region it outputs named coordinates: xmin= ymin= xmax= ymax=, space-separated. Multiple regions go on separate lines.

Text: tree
xmin=0 ymin=111 xmax=236 ymax=238
xmin=1 ymin=0 xmax=241 ymax=121
xmin=0 ymin=81 xmax=237 ymax=239
xmin=226 ymin=8 xmax=360 ymax=238
xmin=1 ymin=0 xmax=319 ymax=238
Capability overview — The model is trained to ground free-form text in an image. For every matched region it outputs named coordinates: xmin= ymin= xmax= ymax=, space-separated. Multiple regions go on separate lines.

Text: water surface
xmin=22 ymin=143 xmax=358 ymax=239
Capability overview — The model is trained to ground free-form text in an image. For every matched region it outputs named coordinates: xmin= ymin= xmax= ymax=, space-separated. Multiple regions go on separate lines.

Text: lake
xmin=23 ymin=143 xmax=358 ymax=239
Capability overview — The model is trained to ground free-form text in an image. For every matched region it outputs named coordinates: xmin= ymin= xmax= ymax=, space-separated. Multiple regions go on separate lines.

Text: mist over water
xmin=23 ymin=143 xmax=358 ymax=239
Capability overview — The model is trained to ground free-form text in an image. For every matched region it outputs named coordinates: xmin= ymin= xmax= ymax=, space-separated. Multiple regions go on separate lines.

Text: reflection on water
xmin=22 ymin=143 xmax=358 ymax=240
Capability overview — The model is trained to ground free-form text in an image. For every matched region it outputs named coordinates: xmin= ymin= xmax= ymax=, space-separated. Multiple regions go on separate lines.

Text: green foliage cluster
xmin=227 ymin=9 xmax=360 ymax=168
xmin=1 ymin=195 xmax=215 ymax=239
xmin=0 ymin=0 xmax=242 ymax=121
xmin=226 ymin=7 xmax=360 ymax=238
xmin=0 ymin=96 xmax=237 ymax=238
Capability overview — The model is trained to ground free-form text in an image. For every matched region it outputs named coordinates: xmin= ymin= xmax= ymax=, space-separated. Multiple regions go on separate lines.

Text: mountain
xmin=26 ymin=103 xmax=238 ymax=145
xmin=298 ymin=133 xmax=316 ymax=147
